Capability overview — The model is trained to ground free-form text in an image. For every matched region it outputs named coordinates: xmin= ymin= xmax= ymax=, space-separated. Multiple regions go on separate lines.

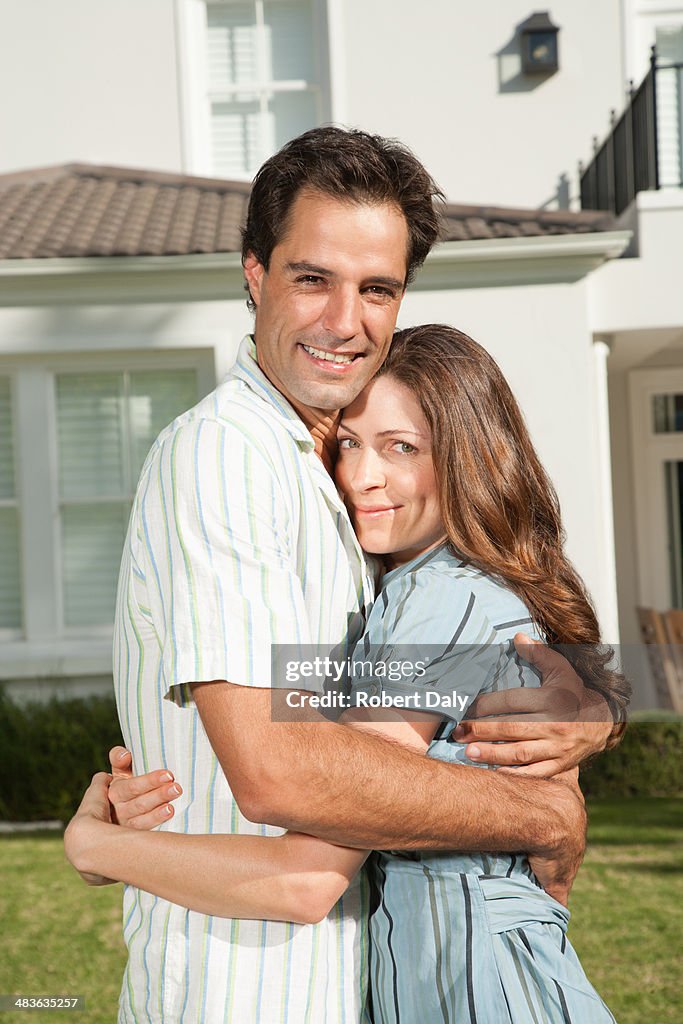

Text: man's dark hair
xmin=241 ymin=126 xmax=444 ymax=304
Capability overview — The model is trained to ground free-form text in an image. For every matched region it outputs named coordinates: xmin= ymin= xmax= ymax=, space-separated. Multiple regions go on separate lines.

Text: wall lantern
xmin=520 ymin=11 xmax=560 ymax=74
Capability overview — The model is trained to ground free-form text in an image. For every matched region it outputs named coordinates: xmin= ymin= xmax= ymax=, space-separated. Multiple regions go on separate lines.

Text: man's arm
xmin=189 ymin=681 xmax=585 ymax=903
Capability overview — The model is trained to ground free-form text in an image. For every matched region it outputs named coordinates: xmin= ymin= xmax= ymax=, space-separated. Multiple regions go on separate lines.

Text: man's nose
xmin=322 ymin=287 xmax=361 ymax=341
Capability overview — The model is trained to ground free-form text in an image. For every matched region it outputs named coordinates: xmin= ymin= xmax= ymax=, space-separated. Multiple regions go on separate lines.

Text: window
xmin=0 ymin=377 xmax=21 ymax=631
xmin=56 ymin=370 xmax=198 ymax=627
xmin=630 ymin=369 xmax=683 ymax=610
xmin=206 ymin=0 xmax=324 ymax=177
xmin=0 ymin=355 xmax=212 ymax=672
xmin=655 ymin=25 xmax=683 ymax=188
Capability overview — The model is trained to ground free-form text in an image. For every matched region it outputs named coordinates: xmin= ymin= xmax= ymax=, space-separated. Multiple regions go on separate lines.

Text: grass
xmin=0 ymin=832 xmax=126 ymax=1024
xmin=0 ymin=799 xmax=680 ymax=1023
xmin=569 ymin=798 xmax=683 ymax=1023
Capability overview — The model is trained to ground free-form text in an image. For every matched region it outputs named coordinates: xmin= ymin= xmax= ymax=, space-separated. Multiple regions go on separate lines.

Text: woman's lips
xmin=353 ymin=506 xmax=400 ymax=517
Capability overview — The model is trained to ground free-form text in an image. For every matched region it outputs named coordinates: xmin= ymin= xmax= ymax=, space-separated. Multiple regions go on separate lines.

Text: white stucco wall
xmin=0 ymin=268 xmax=617 ymax=643
xmin=0 ymin=0 xmax=183 ymax=174
xmin=1 ymin=0 xmax=627 ymax=211
xmin=590 ymin=192 xmax=683 ymax=334
xmin=336 ymin=0 xmax=625 ymax=208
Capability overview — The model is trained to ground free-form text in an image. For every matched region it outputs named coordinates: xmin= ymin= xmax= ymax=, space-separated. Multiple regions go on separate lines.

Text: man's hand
xmin=64 ymin=773 xmax=118 ymax=886
xmin=527 ymin=769 xmax=586 ymax=906
xmin=452 ymin=635 xmax=615 ymax=777
xmin=108 ymin=746 xmax=183 ymax=829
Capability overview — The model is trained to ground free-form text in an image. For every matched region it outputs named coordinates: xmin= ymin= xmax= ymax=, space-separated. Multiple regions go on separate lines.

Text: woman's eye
xmin=392 ymin=441 xmax=417 ymax=454
xmin=338 ymin=437 xmax=360 ymax=450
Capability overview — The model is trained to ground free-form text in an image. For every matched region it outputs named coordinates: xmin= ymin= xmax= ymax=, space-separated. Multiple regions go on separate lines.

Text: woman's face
xmin=335 ymin=375 xmax=446 ymax=569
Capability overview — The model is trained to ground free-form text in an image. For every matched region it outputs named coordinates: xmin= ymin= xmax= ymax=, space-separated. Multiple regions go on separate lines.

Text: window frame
xmin=629 ymin=366 xmax=683 ymax=610
xmin=0 ymin=349 xmax=215 ymax=675
xmin=0 ymin=372 xmax=23 ymax=640
xmin=175 ymin=0 xmax=333 ymax=178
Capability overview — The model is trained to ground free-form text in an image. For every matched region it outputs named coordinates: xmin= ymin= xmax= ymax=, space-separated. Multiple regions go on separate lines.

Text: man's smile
xmin=299 ymin=343 xmax=363 ymax=370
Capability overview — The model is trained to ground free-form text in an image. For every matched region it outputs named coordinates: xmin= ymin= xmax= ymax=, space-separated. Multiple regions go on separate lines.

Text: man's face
xmin=243 ymin=190 xmax=409 ymax=414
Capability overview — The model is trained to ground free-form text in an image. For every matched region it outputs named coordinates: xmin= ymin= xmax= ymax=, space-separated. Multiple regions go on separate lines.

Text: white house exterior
xmin=1 ymin=0 xmax=683 ymax=709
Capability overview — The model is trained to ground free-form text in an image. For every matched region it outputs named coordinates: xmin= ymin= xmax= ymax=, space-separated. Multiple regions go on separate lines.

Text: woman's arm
xmin=66 ymin=712 xmax=442 ymax=924
xmin=65 ymin=772 xmax=366 ymax=925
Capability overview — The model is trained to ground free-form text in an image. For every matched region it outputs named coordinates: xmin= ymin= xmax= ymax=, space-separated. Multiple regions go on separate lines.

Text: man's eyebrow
xmin=286 ymin=261 xmax=334 ymax=276
xmin=364 ymin=276 xmax=405 ymax=292
xmin=286 ymin=263 xmax=404 ymax=292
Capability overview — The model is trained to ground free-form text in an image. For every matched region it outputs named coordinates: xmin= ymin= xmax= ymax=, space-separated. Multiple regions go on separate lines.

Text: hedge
xmin=0 ymin=688 xmax=123 ymax=822
xmin=0 ymin=688 xmax=680 ymax=821
xmin=580 ymin=716 xmax=683 ymax=798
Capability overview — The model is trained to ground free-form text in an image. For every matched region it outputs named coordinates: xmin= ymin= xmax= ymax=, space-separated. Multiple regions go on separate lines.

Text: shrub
xmin=0 ymin=687 xmax=680 ymax=819
xmin=580 ymin=719 xmax=683 ymax=798
xmin=0 ymin=688 xmax=123 ymax=822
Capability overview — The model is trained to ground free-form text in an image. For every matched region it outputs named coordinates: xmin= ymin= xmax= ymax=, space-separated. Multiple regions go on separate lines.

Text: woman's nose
xmin=351 ymin=447 xmax=386 ymax=490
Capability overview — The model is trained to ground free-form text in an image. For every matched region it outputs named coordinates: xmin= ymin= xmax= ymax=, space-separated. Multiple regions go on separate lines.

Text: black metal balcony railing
xmin=580 ymin=47 xmax=683 ymax=216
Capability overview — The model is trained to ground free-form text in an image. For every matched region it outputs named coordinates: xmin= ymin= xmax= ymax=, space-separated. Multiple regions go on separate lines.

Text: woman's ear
xmin=243 ymin=252 xmax=265 ymax=307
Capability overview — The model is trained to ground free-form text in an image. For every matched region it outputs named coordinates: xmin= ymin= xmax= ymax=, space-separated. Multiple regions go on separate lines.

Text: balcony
xmin=580 ymin=48 xmax=683 ymax=216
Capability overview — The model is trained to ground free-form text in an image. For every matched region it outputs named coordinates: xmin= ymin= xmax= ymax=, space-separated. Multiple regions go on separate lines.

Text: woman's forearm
xmin=67 ymin=818 xmax=366 ymax=925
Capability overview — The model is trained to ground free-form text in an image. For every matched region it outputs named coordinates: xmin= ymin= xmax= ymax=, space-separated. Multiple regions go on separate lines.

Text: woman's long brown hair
xmin=379 ymin=324 xmax=630 ymax=734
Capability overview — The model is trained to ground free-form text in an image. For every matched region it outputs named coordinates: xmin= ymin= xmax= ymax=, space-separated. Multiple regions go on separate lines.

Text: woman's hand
xmin=108 ymin=747 xmax=183 ymax=829
xmin=64 ymin=773 xmax=118 ymax=886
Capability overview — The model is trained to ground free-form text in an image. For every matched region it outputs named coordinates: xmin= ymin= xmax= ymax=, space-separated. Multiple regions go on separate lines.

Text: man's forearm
xmin=250 ymin=719 xmax=572 ymax=855
xmin=194 ymin=684 xmax=576 ymax=859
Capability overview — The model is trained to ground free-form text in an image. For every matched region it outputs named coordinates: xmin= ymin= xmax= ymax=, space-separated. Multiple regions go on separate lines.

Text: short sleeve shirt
xmin=114 ymin=337 xmax=374 ymax=1023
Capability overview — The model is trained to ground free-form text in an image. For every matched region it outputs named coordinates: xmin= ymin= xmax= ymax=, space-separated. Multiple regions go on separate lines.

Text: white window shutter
xmin=0 ymin=377 xmax=21 ymax=629
xmin=207 ymin=2 xmax=259 ymax=90
xmin=656 ymin=28 xmax=683 ymax=188
xmin=129 ymin=370 xmax=198 ymax=482
xmin=61 ymin=503 xmax=131 ymax=627
xmin=211 ymin=98 xmax=263 ymax=177
xmin=56 ymin=369 xmax=198 ymax=628
xmin=56 ymin=374 xmax=126 ymax=499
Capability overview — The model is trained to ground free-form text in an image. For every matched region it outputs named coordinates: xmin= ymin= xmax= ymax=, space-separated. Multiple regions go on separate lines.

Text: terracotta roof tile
xmin=0 ymin=163 xmax=615 ymax=261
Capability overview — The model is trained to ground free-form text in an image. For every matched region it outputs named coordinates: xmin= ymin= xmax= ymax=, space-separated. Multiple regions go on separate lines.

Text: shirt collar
xmin=229 ymin=335 xmax=315 ymax=450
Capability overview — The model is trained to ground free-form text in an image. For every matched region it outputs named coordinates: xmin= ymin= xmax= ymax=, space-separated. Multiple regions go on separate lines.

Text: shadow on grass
xmin=597 ymin=860 xmax=683 ymax=875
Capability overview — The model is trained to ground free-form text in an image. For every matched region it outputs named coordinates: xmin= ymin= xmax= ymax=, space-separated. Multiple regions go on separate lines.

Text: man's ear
xmin=243 ymin=252 xmax=266 ymax=307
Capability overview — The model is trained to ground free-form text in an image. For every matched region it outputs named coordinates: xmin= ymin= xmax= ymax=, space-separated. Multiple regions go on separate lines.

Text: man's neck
xmin=253 ymin=341 xmax=339 ymax=472
xmin=287 ymin=395 xmax=340 ymax=474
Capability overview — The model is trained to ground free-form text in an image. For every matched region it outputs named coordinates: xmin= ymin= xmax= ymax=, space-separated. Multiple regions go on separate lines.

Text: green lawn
xmin=0 ymin=799 xmax=680 ymax=1023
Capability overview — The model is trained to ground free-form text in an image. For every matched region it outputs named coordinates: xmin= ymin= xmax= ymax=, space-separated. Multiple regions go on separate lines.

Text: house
xmin=1 ymin=0 xmax=682 ymax=709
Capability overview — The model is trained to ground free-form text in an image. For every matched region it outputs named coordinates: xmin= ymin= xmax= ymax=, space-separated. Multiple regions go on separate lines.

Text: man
xmin=110 ymin=127 xmax=621 ymax=1023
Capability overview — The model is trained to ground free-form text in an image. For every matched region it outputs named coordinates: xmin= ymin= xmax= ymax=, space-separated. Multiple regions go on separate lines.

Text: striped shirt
xmin=113 ymin=336 xmax=374 ymax=1023
xmin=351 ymin=545 xmax=615 ymax=1024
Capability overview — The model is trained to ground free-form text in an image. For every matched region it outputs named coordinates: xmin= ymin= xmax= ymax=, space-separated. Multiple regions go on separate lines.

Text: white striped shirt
xmin=113 ymin=336 xmax=374 ymax=1023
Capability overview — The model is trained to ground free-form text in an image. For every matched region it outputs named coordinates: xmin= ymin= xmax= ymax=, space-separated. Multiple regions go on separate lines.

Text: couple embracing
xmin=66 ymin=126 xmax=629 ymax=1023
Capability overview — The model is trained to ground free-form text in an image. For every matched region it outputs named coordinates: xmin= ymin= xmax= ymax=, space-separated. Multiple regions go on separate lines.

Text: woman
xmin=66 ymin=325 xmax=626 ymax=1022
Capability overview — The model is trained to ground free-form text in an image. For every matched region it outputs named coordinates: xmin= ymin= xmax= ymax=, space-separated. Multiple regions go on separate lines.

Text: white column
xmin=593 ymin=336 xmax=621 ymax=644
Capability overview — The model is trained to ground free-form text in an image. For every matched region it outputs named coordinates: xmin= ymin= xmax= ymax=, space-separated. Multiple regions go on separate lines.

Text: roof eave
xmin=412 ymin=231 xmax=633 ymax=291
xmin=0 ymin=251 xmax=246 ymax=307
xmin=0 ymin=231 xmax=633 ymax=307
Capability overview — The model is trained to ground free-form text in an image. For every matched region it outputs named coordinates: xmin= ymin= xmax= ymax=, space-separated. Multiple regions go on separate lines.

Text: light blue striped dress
xmin=349 ymin=544 xmax=616 ymax=1024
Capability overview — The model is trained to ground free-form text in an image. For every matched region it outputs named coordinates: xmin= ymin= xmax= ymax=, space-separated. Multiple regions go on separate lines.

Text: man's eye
xmin=365 ymin=286 xmax=396 ymax=300
xmin=297 ymin=275 xmax=323 ymax=285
